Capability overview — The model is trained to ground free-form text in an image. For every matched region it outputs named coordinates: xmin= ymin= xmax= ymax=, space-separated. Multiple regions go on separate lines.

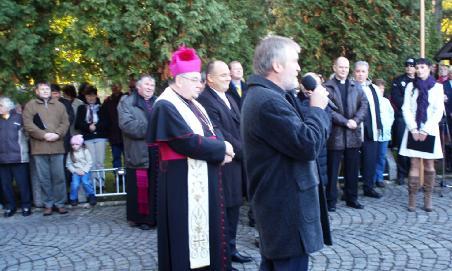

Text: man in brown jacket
xmin=23 ymin=83 xmax=70 ymax=215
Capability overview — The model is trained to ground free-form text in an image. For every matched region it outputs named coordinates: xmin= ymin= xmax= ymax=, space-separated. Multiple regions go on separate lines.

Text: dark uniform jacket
xmin=390 ymin=73 xmax=415 ymax=147
xmin=324 ymin=78 xmax=369 ymax=150
xmin=242 ymin=75 xmax=331 ymax=259
xmin=390 ymin=74 xmax=415 ymax=118
xmin=197 ymin=85 xmax=243 ymax=207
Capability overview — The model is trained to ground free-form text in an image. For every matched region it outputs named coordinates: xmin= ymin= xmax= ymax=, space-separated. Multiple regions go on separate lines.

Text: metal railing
xmin=90 ymin=168 xmax=126 ymax=197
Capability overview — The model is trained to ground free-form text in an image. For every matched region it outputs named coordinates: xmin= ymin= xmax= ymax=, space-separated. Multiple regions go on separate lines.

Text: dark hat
xmin=415 ymin=58 xmax=432 ymax=66
xmin=405 ymin=58 xmax=415 ymax=66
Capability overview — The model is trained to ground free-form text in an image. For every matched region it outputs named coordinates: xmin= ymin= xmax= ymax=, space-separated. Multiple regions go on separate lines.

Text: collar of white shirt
xmin=211 ymin=87 xmax=231 ymax=109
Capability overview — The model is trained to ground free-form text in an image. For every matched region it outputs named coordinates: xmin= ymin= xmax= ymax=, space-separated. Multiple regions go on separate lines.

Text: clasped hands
xmin=44 ymin=132 xmax=59 ymax=142
xmin=222 ymin=141 xmax=235 ymax=165
xmin=410 ymin=129 xmax=428 ymax=141
xmin=346 ymin=119 xmax=357 ymax=129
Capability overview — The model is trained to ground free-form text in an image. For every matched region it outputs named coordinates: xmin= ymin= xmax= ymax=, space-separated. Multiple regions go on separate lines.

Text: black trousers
xmin=326 ymin=148 xmax=360 ymax=206
xmin=361 ymin=140 xmax=378 ymax=191
xmin=226 ymin=205 xmax=240 ymax=254
xmin=0 ymin=163 xmax=31 ymax=210
xmin=393 ymin=118 xmax=410 ymax=179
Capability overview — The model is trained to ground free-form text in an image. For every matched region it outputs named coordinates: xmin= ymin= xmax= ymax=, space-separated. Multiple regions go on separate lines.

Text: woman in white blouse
xmin=399 ymin=58 xmax=444 ymax=212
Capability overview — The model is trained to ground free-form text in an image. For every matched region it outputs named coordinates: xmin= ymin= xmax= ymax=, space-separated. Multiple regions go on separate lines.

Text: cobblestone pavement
xmin=2 ymin=180 xmax=452 ymax=270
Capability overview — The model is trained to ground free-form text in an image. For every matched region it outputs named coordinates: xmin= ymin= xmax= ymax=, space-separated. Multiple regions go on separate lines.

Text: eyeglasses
xmin=179 ymin=75 xmax=203 ymax=83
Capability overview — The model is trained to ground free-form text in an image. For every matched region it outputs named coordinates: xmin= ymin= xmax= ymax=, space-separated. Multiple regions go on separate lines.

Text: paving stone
xmin=2 ymin=183 xmax=452 ymax=270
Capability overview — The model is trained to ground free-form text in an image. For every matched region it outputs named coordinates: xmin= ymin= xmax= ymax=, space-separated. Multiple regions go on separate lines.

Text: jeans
xmin=111 ymin=143 xmax=124 ymax=168
xmin=34 ymin=154 xmax=67 ymax=208
xmin=375 ymin=141 xmax=389 ymax=182
xmin=70 ymin=172 xmax=94 ymax=200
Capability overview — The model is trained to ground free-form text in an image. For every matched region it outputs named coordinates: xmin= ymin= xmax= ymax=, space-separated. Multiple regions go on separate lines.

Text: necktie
xmin=236 ymin=84 xmax=242 ymax=97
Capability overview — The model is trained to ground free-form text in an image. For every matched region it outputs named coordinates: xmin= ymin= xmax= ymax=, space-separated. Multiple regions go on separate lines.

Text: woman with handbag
xmin=399 ymin=58 xmax=444 ymax=212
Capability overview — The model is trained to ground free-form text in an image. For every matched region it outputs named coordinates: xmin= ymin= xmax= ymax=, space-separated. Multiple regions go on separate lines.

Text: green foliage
xmin=0 ymin=0 xmax=446 ymax=102
xmin=270 ymin=0 xmax=425 ymax=81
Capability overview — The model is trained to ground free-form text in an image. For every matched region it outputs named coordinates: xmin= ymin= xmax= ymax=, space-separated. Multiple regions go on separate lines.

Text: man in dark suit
xmin=227 ymin=61 xmax=248 ymax=108
xmin=197 ymin=60 xmax=252 ymax=269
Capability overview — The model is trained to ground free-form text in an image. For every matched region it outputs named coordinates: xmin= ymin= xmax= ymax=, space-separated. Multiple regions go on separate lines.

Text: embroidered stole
xmin=156 ymin=87 xmax=210 ymax=269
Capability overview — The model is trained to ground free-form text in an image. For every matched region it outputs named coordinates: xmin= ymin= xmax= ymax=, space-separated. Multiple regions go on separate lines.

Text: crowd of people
xmin=0 ymin=35 xmax=451 ymax=270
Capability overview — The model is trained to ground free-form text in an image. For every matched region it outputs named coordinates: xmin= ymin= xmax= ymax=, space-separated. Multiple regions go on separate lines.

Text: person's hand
xmin=444 ymin=95 xmax=449 ymax=103
xmin=309 ymin=85 xmax=329 ymax=109
xmin=224 ymin=141 xmax=235 ymax=158
xmin=44 ymin=133 xmax=59 ymax=141
xmin=411 ymin=129 xmax=420 ymax=141
xmin=419 ymin=131 xmax=428 ymax=141
xmin=76 ymin=169 xmax=85 ymax=176
xmin=221 ymin=154 xmax=233 ymax=165
xmin=346 ymin=119 xmax=357 ymax=129
xmin=89 ymin=123 xmax=96 ymax=132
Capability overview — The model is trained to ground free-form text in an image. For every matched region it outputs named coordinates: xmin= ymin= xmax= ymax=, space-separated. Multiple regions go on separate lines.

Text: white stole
xmin=156 ymin=87 xmax=211 ymax=269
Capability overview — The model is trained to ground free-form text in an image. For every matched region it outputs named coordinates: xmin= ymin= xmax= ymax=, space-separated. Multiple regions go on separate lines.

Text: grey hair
xmin=354 ymin=61 xmax=369 ymax=70
xmin=253 ymin=35 xmax=300 ymax=76
xmin=0 ymin=96 xmax=15 ymax=112
xmin=136 ymin=75 xmax=155 ymax=88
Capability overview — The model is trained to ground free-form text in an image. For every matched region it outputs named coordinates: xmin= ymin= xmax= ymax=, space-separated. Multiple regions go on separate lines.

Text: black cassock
xmin=149 ymin=99 xmax=229 ymax=271
xmin=125 ymin=145 xmax=159 ymax=227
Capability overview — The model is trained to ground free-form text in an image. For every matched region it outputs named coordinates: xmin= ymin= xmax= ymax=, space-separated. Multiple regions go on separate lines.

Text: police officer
xmin=390 ymin=58 xmax=416 ymax=185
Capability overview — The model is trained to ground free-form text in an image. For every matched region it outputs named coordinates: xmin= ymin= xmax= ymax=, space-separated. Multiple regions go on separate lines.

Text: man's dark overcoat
xmin=197 ymin=85 xmax=243 ymax=207
xmin=241 ymin=75 xmax=331 ymax=260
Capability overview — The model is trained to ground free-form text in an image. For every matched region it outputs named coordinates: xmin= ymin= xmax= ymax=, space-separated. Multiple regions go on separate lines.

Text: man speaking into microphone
xmin=242 ymin=36 xmax=332 ymax=271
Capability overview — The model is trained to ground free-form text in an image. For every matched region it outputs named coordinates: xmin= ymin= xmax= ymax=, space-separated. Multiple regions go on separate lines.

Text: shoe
xmin=43 ymin=208 xmax=53 ymax=216
xmin=22 ymin=208 xmax=32 ymax=216
xmin=396 ymin=177 xmax=405 ymax=185
xmin=363 ymin=189 xmax=382 ymax=198
xmin=346 ymin=201 xmax=364 ymax=209
xmin=139 ymin=224 xmax=151 ymax=230
xmin=4 ymin=209 xmax=16 ymax=218
xmin=88 ymin=195 xmax=97 ymax=206
xmin=57 ymin=207 xmax=68 ymax=214
xmin=376 ymin=181 xmax=385 ymax=188
xmin=231 ymin=251 xmax=252 ymax=263
xmin=328 ymin=205 xmax=336 ymax=212
xmin=230 ymin=267 xmax=239 ymax=271
xmin=70 ymin=200 xmax=78 ymax=206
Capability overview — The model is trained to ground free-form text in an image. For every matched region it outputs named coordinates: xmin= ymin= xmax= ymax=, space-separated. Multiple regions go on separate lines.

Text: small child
xmin=66 ymin=134 xmax=96 ymax=206
xmin=374 ymin=79 xmax=394 ymax=187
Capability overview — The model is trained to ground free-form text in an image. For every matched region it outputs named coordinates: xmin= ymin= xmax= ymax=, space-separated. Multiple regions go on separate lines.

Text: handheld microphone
xmin=301 ymin=75 xmax=338 ymax=111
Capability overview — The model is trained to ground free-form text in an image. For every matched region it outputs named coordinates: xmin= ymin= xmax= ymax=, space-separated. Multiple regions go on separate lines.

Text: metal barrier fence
xmin=90 ymin=168 xmax=126 ymax=197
